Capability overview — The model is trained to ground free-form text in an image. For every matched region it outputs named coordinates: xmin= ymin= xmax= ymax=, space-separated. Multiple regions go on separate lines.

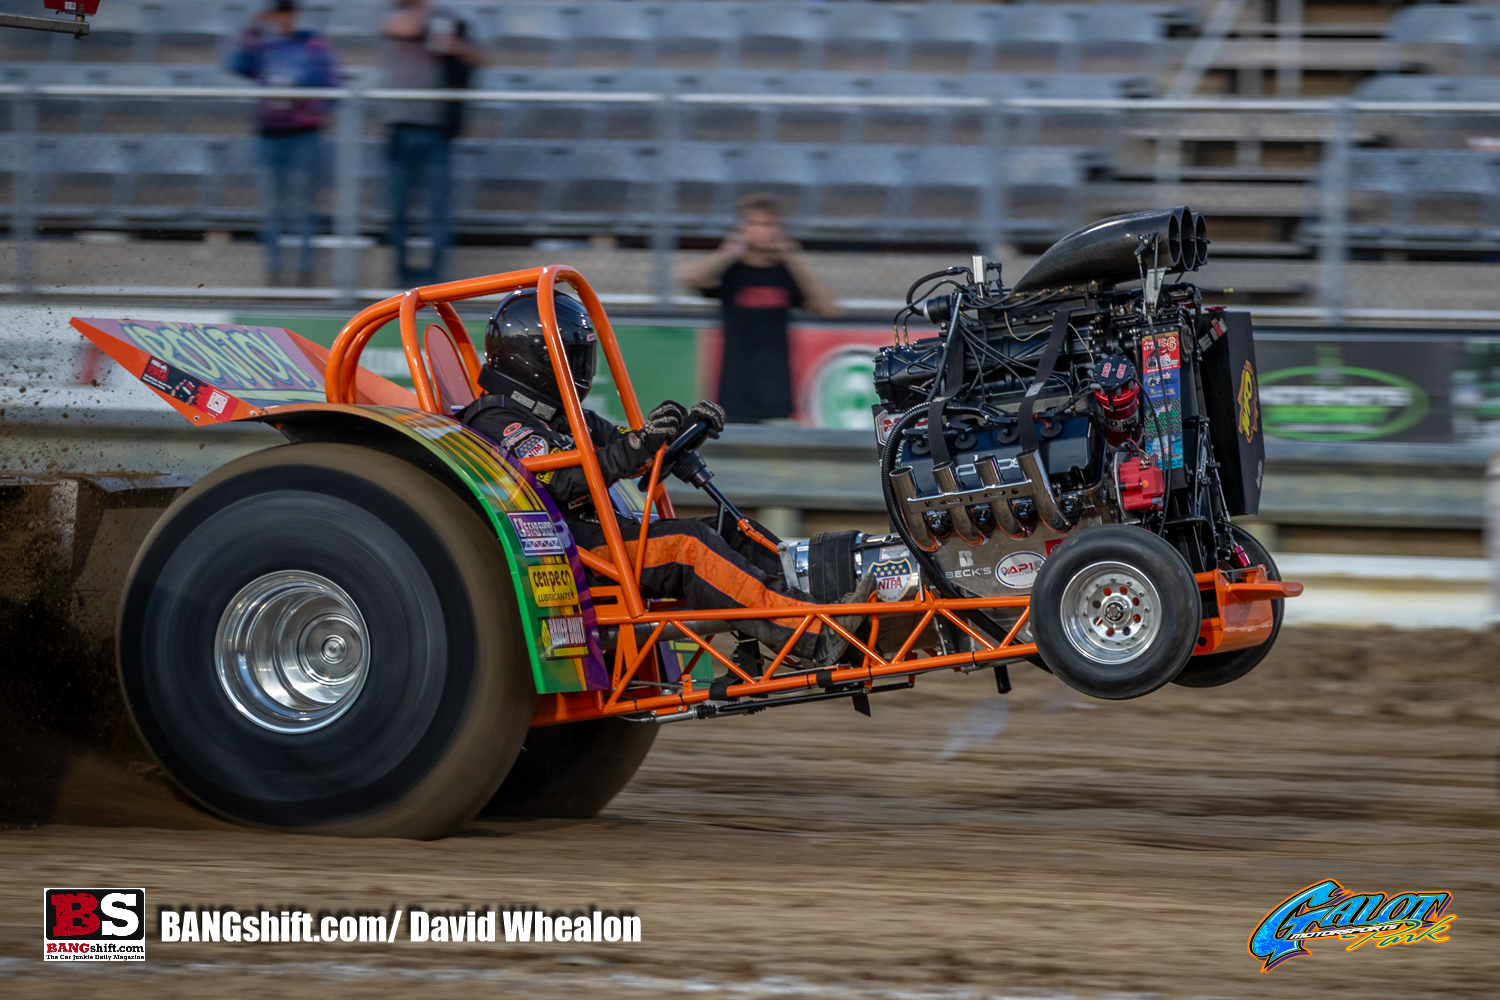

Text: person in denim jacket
xmin=231 ymin=0 xmax=339 ymax=285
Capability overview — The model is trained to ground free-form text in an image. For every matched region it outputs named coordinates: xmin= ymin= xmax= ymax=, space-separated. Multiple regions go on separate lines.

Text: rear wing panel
xmin=70 ymin=317 xmax=416 ymax=422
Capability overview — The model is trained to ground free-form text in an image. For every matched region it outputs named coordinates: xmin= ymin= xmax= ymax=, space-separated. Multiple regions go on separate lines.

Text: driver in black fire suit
xmin=461 ymin=289 xmax=871 ymax=667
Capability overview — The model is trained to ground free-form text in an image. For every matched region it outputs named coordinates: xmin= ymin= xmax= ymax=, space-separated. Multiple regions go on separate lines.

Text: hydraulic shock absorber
xmin=1092 ymin=353 xmax=1141 ymax=448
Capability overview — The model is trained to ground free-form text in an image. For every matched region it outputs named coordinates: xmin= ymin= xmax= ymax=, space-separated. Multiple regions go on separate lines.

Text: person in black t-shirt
xmin=678 ymin=193 xmax=841 ymax=424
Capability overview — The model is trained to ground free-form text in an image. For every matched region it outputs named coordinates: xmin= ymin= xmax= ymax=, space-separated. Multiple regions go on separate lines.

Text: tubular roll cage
xmin=326 ymin=267 xmax=1295 ymax=726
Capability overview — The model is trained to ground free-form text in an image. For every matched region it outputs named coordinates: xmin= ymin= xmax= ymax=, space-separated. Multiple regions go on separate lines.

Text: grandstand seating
xmin=1387 ymin=5 xmax=1500 ymax=77
xmin=0 ymin=0 xmax=1182 ymax=76
xmin=1341 ymin=147 xmax=1500 ymax=247
xmin=445 ymin=138 xmax=1102 ymax=240
xmin=0 ymin=117 xmax=1102 ymax=244
xmin=0 ymin=0 xmax=1178 ymax=248
xmin=11 ymin=0 xmax=1500 ymax=261
xmin=2 ymin=55 xmax=1134 ymax=243
xmin=1355 ymin=73 xmax=1500 ymax=102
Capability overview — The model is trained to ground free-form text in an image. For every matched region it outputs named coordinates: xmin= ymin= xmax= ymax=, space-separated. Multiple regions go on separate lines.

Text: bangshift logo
xmin=44 ymin=888 xmax=146 ymax=961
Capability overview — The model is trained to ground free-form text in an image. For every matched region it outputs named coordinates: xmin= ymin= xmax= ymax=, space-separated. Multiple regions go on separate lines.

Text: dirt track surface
xmin=2 ymin=627 xmax=1497 ymax=998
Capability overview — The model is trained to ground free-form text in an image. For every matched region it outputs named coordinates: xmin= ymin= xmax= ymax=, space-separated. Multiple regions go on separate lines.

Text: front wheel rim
xmin=215 ymin=570 xmax=371 ymax=734
xmin=1058 ymin=560 xmax=1163 ymax=666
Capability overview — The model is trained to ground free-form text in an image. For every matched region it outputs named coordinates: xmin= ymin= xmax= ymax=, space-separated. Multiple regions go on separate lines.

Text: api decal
xmin=1247 ymin=879 xmax=1453 ymax=972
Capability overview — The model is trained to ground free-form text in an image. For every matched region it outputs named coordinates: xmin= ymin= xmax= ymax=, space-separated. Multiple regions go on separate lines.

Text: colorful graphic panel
xmin=1140 ymin=330 xmax=1184 ymax=471
xmin=363 ymin=407 xmax=609 ymax=694
xmin=73 ymin=318 xmax=329 ymax=411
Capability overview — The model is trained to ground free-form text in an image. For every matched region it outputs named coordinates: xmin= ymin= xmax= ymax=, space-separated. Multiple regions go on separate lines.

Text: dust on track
xmin=2 ymin=627 xmax=1497 ymax=998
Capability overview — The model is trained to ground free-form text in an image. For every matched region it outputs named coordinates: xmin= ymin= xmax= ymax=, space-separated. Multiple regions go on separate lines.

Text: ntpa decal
xmin=1247 ymin=879 xmax=1453 ymax=972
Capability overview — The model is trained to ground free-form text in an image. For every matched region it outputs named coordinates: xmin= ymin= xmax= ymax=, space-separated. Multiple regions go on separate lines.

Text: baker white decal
xmin=995 ymin=551 xmax=1044 ymax=589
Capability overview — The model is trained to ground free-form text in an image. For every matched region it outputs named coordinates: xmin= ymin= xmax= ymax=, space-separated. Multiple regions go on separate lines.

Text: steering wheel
xmin=634 ymin=418 xmax=777 ymax=553
xmin=660 ymin=419 xmax=712 ymax=470
xmin=636 ymin=419 xmax=714 ymax=494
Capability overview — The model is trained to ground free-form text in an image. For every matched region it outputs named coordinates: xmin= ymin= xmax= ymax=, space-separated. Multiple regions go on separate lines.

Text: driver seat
xmin=425 ymin=322 xmax=480 ymax=414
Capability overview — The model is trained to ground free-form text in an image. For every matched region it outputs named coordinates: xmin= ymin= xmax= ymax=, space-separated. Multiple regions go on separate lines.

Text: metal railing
xmin=9 ymin=84 xmax=1500 ymax=320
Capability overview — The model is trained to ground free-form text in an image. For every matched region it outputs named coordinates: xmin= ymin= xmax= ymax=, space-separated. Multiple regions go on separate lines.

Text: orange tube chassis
xmin=325 ymin=267 xmax=1302 ymax=727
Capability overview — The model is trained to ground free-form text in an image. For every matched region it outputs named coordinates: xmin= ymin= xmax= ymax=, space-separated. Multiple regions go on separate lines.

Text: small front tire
xmin=1031 ymin=525 xmax=1201 ymax=700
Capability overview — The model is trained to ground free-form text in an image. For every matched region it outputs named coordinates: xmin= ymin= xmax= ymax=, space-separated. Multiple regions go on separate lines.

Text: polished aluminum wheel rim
xmin=1059 ymin=560 xmax=1161 ymax=665
xmin=215 ymin=571 xmax=370 ymax=733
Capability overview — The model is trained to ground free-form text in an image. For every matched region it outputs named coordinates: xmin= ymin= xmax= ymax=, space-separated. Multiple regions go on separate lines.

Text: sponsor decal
xmin=44 ymin=888 xmax=145 ymax=962
xmin=513 ymin=434 xmax=549 ymax=459
xmin=140 ymin=355 xmax=235 ymax=416
xmin=1248 ymin=880 xmax=1453 ymax=973
xmin=141 ymin=356 xmax=171 ymax=389
xmin=869 ymin=557 xmax=918 ymax=602
xmin=958 ymin=550 xmax=974 ymax=568
xmin=1140 ymin=332 xmax=1183 ymax=470
xmin=994 ymin=551 xmax=1044 ymax=589
xmin=1237 ymin=359 xmax=1259 ymax=444
xmin=506 ymin=512 xmax=565 ymax=557
xmin=501 ymin=426 xmax=535 ymax=448
xmin=541 ymin=615 xmax=588 ymax=659
xmin=502 ymin=422 xmax=523 ymax=437
xmin=874 ymin=411 xmax=930 ymax=446
xmin=527 ymin=564 xmax=579 ymax=608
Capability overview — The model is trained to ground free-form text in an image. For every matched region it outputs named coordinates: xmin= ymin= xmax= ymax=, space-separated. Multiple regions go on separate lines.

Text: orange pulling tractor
xmin=74 ymin=208 xmax=1299 ymax=838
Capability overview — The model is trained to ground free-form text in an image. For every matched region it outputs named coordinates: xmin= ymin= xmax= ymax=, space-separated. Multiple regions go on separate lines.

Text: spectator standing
xmin=230 ymin=0 xmax=338 ymax=286
xmin=678 ymin=194 xmax=841 ymax=424
xmin=382 ymin=0 xmax=479 ymax=285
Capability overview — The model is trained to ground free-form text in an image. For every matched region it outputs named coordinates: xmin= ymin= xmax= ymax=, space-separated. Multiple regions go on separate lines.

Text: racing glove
xmin=640 ymin=399 xmax=687 ymax=452
xmin=687 ymin=400 xmax=727 ymax=439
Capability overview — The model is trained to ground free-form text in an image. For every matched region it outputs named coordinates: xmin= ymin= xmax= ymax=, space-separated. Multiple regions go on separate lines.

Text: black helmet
xmin=483 ymin=289 xmax=598 ymax=402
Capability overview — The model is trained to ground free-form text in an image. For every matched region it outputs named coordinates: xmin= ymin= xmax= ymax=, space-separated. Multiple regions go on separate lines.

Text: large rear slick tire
xmin=481 ymin=717 xmax=658 ymax=819
xmin=118 ymin=443 xmax=534 ymax=839
xmin=1030 ymin=525 xmax=1201 ymax=700
xmin=1172 ymin=525 xmax=1284 ymax=688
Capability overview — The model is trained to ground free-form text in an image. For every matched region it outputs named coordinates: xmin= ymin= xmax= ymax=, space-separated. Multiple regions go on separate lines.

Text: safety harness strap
xmin=1018 ymin=309 xmax=1074 ymax=455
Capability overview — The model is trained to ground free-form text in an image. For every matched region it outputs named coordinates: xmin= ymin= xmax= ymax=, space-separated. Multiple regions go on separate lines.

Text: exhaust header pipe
xmin=974 ymin=455 xmax=1028 ymax=538
xmin=890 ymin=467 xmax=939 ymax=552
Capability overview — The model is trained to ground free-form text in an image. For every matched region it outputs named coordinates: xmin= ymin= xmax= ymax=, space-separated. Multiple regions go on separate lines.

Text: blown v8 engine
xmin=792 ymin=208 xmax=1266 ymax=647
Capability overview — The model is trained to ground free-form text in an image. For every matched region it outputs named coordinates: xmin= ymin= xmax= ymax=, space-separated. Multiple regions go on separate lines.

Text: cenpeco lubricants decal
xmin=334 ymin=406 xmax=608 ymax=694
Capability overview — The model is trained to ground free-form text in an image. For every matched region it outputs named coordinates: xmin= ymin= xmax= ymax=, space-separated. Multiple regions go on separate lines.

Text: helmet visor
xmin=564 ymin=332 xmax=597 ymax=397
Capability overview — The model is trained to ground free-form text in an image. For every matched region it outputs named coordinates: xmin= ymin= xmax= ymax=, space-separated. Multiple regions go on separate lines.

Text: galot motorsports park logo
xmin=43 ymin=888 xmax=146 ymax=961
xmin=1248 ymin=880 xmax=1452 ymax=972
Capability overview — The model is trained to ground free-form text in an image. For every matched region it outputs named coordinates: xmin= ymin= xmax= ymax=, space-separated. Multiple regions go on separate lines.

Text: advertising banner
xmin=693 ymin=324 xmax=1500 ymax=444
